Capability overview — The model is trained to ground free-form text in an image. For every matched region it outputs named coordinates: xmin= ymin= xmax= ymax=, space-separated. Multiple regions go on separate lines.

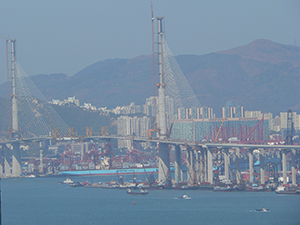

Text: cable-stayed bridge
xmin=0 ymin=18 xmax=299 ymax=186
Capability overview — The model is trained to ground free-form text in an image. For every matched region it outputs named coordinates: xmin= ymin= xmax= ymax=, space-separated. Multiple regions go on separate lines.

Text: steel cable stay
xmin=162 ymin=38 xmax=202 ymax=115
xmin=14 ymin=62 xmax=69 ymax=137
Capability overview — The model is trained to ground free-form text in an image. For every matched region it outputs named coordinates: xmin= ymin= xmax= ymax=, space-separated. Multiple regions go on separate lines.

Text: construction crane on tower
xmin=214 ymin=117 xmax=226 ymax=142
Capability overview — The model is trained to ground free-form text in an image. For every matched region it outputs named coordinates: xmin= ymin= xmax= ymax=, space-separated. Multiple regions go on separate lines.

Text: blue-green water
xmin=2 ymin=176 xmax=300 ymax=225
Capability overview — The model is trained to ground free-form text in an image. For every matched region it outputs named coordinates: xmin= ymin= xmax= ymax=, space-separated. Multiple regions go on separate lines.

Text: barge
xmin=59 ymin=167 xmax=160 ymax=176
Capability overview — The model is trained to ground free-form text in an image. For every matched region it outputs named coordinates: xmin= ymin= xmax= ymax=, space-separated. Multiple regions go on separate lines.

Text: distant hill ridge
xmin=220 ymin=39 xmax=300 ymax=67
xmin=0 ymin=39 xmax=299 ymax=116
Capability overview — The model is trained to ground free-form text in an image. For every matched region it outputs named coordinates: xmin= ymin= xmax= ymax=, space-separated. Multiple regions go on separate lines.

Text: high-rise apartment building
xmin=117 ymin=116 xmax=151 ymax=149
xmin=222 ymin=101 xmax=244 ymax=118
xmin=280 ymin=111 xmax=300 ymax=131
xmin=178 ymin=107 xmax=215 ymax=119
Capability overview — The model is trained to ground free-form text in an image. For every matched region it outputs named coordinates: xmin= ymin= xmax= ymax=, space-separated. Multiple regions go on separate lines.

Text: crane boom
xmin=214 ymin=117 xmax=226 ymax=142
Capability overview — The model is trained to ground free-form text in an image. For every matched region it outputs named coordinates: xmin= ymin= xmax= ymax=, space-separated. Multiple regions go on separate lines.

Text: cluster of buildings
xmin=49 ymin=96 xmax=174 ymax=117
xmin=50 ymin=96 xmax=80 ymax=107
xmin=49 ymin=96 xmax=300 ymax=148
xmin=178 ymin=106 xmax=215 ymax=119
xmin=117 ymin=116 xmax=152 ymax=149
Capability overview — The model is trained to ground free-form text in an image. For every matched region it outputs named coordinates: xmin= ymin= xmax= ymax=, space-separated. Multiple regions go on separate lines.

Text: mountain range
xmin=1 ymin=39 xmax=300 ymax=117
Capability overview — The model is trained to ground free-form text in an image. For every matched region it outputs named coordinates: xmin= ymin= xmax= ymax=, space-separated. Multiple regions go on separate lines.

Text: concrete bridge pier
xmin=235 ymin=148 xmax=241 ymax=184
xmin=195 ymin=148 xmax=201 ymax=183
xmin=282 ymin=150 xmax=287 ymax=185
xmin=186 ymin=146 xmax=194 ymax=184
xmin=12 ymin=142 xmax=22 ymax=177
xmin=204 ymin=149 xmax=208 ymax=182
xmin=186 ymin=147 xmax=190 ymax=182
xmin=291 ymin=149 xmax=297 ymax=185
xmin=4 ymin=145 xmax=11 ymax=176
xmin=199 ymin=148 xmax=205 ymax=183
xmin=190 ymin=147 xmax=194 ymax=182
xmin=259 ymin=148 xmax=265 ymax=185
xmin=174 ymin=144 xmax=182 ymax=183
xmin=207 ymin=148 xmax=213 ymax=184
xmin=158 ymin=142 xmax=170 ymax=182
xmin=223 ymin=148 xmax=230 ymax=181
xmin=248 ymin=149 xmax=254 ymax=184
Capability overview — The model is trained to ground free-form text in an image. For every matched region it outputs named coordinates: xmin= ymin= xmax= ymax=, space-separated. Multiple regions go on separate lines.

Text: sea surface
xmin=2 ymin=175 xmax=300 ymax=225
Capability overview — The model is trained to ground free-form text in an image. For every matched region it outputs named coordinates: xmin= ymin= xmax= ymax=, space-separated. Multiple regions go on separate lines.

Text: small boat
xmin=25 ymin=174 xmax=36 ymax=178
xmin=126 ymin=188 xmax=149 ymax=195
xmin=255 ymin=208 xmax=270 ymax=212
xmin=175 ymin=194 xmax=191 ymax=200
xmin=59 ymin=178 xmax=74 ymax=184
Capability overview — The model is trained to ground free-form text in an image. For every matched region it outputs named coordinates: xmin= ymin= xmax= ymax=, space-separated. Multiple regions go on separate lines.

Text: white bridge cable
xmin=163 ymin=38 xmax=202 ymax=110
xmin=15 ymin=63 xmax=50 ymax=136
xmin=15 ymin=62 xmax=69 ymax=137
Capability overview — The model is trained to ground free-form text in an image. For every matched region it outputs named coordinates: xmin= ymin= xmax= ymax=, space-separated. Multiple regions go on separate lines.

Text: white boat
xmin=275 ymin=186 xmax=285 ymax=193
xmin=255 ymin=208 xmax=270 ymax=212
xmin=175 ymin=194 xmax=191 ymax=200
xmin=182 ymin=194 xmax=191 ymax=199
xmin=61 ymin=178 xmax=74 ymax=184
xmin=25 ymin=174 xmax=36 ymax=178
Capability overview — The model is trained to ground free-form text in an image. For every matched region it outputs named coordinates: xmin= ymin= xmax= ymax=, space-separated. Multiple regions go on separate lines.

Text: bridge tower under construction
xmin=156 ymin=17 xmax=170 ymax=182
xmin=9 ymin=39 xmax=22 ymax=176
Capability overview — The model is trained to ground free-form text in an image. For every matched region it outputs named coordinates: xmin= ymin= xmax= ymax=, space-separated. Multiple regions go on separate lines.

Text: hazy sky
xmin=1 ymin=0 xmax=300 ymax=84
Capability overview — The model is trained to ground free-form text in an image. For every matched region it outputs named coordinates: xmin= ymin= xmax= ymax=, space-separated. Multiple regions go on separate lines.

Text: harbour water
xmin=2 ymin=176 xmax=300 ymax=225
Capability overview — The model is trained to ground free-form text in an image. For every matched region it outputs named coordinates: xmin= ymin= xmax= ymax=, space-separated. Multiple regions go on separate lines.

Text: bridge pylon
xmin=156 ymin=16 xmax=171 ymax=183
